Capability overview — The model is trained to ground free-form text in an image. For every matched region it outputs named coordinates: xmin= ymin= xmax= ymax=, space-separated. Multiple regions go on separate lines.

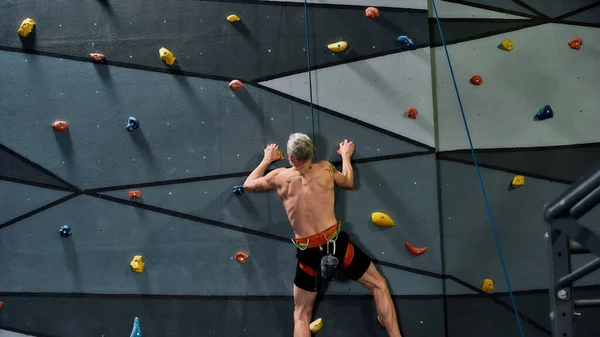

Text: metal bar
xmin=558 ymin=256 xmax=600 ymax=288
xmin=548 ymin=229 xmax=574 ymax=337
xmin=544 ymin=167 xmax=600 ymax=221
xmin=554 ymin=218 xmax=600 ymax=257
xmin=570 ymin=240 xmax=591 ymax=254
xmin=570 ymin=185 xmax=600 ymax=219
xmin=574 ymin=299 xmax=600 ymax=308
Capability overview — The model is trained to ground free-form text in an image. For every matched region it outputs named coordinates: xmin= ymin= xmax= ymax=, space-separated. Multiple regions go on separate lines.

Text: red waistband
xmin=293 ymin=222 xmax=340 ymax=249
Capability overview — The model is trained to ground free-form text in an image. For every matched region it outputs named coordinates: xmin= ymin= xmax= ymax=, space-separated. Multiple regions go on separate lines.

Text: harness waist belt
xmin=294 ymin=222 xmax=339 ymax=249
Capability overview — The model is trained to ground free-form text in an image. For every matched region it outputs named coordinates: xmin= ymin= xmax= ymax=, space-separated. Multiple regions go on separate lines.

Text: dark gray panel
xmin=0 ymin=180 xmax=70 ymax=225
xmin=0 ymin=51 xmax=427 ymax=190
xmin=430 ymin=19 xmax=536 ymax=46
xmin=0 ymin=146 xmax=72 ymax=190
xmin=0 ymin=295 xmax=445 ymax=337
xmin=519 ymin=0 xmax=600 ymax=18
xmin=439 ymin=145 xmax=600 ymax=183
xmin=0 ymin=0 xmax=429 ymax=81
xmin=439 ymin=160 xmax=570 ymax=291
xmin=441 ymin=0 xmax=536 ymax=16
xmin=565 ymin=4 xmax=600 ymax=24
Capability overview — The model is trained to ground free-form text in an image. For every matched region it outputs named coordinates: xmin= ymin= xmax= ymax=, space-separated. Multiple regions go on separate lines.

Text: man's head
xmin=287 ymin=133 xmax=314 ymax=166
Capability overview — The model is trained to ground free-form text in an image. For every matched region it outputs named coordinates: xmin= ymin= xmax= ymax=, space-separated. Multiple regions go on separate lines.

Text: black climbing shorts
xmin=294 ymin=231 xmax=372 ymax=292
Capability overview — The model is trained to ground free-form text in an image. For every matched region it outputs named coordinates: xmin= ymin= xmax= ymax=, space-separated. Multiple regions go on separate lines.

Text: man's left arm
xmin=243 ymin=144 xmax=282 ymax=193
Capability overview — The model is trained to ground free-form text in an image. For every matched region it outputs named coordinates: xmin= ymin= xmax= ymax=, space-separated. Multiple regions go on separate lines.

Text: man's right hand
xmin=337 ymin=139 xmax=355 ymax=159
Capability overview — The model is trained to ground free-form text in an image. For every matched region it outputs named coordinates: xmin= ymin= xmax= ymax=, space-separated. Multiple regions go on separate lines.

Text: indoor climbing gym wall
xmin=0 ymin=0 xmax=598 ymax=336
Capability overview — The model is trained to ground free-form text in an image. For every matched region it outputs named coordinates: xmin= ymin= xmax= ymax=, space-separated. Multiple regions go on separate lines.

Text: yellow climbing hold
xmin=371 ymin=212 xmax=394 ymax=228
xmin=501 ymin=39 xmax=514 ymax=51
xmin=18 ymin=18 xmax=35 ymax=38
xmin=227 ymin=15 xmax=241 ymax=23
xmin=130 ymin=255 xmax=145 ymax=273
xmin=264 ymin=147 xmax=284 ymax=160
xmin=159 ymin=47 xmax=176 ymax=65
xmin=481 ymin=279 xmax=494 ymax=293
xmin=327 ymin=41 xmax=348 ymax=53
xmin=309 ymin=318 xmax=323 ymax=334
xmin=512 ymin=175 xmax=525 ymax=188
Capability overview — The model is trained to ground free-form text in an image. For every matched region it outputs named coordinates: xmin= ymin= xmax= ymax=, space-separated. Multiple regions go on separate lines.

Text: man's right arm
xmin=329 ymin=157 xmax=354 ymax=189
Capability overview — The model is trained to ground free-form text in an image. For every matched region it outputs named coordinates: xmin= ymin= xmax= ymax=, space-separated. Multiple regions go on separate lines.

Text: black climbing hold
xmin=59 ymin=225 xmax=72 ymax=237
xmin=397 ymin=36 xmax=416 ymax=50
xmin=126 ymin=117 xmax=140 ymax=131
xmin=535 ymin=105 xmax=554 ymax=121
xmin=233 ymin=186 xmax=245 ymax=195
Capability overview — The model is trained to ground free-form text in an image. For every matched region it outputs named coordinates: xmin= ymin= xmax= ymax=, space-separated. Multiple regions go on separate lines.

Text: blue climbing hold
xmin=233 ymin=186 xmax=245 ymax=195
xmin=535 ymin=105 xmax=554 ymax=121
xmin=126 ymin=117 xmax=140 ymax=131
xmin=58 ymin=225 xmax=72 ymax=237
xmin=130 ymin=317 xmax=142 ymax=337
xmin=397 ymin=35 xmax=416 ymax=50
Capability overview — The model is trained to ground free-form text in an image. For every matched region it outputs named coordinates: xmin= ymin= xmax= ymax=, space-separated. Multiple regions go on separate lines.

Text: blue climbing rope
xmin=430 ymin=1 xmax=525 ymax=336
xmin=302 ymin=0 xmax=317 ymax=161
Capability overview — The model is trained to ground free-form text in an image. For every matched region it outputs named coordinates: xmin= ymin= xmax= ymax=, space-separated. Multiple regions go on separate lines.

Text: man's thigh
xmin=293 ymin=284 xmax=318 ymax=310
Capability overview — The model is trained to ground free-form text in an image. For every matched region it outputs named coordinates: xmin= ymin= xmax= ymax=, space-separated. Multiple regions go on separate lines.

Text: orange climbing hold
xmin=90 ymin=53 xmax=105 ymax=62
xmin=0 ymin=301 xmax=3 ymax=309
xmin=229 ymin=79 xmax=243 ymax=90
xmin=129 ymin=190 xmax=142 ymax=199
xmin=406 ymin=108 xmax=418 ymax=119
xmin=52 ymin=121 xmax=68 ymax=132
xmin=365 ymin=7 xmax=379 ymax=18
xmin=470 ymin=75 xmax=483 ymax=86
xmin=405 ymin=241 xmax=428 ymax=256
xmin=235 ymin=252 xmax=249 ymax=264
xmin=568 ymin=38 xmax=582 ymax=50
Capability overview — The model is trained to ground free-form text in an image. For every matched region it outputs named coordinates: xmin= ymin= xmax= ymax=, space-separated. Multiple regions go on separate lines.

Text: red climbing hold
xmin=129 ymin=191 xmax=142 ymax=199
xmin=52 ymin=121 xmax=68 ymax=132
xmin=405 ymin=241 xmax=428 ymax=256
xmin=90 ymin=53 xmax=105 ymax=62
xmin=229 ymin=79 xmax=243 ymax=90
xmin=406 ymin=108 xmax=418 ymax=119
xmin=471 ymin=75 xmax=483 ymax=86
xmin=0 ymin=301 xmax=3 ymax=309
xmin=568 ymin=38 xmax=582 ymax=50
xmin=235 ymin=252 xmax=249 ymax=264
xmin=365 ymin=7 xmax=379 ymax=18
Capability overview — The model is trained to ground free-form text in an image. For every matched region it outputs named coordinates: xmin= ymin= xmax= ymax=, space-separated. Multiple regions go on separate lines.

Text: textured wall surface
xmin=1 ymin=0 xmax=600 ymax=336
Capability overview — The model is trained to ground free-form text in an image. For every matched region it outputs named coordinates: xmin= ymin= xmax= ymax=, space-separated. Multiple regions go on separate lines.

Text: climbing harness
xmin=293 ymin=223 xmax=341 ymax=280
xmin=430 ymin=1 xmax=525 ymax=336
xmin=302 ymin=0 xmax=316 ymax=161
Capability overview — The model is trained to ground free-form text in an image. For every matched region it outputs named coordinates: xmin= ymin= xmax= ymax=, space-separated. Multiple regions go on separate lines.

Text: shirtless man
xmin=243 ymin=133 xmax=402 ymax=337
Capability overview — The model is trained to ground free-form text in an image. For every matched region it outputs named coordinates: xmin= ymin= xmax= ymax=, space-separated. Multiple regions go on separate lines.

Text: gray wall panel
xmin=0 ymin=181 xmax=70 ymax=224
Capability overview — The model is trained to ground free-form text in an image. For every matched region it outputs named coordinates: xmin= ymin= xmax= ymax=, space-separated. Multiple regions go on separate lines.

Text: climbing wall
xmin=0 ymin=0 xmax=443 ymax=336
xmin=433 ymin=0 xmax=600 ymax=336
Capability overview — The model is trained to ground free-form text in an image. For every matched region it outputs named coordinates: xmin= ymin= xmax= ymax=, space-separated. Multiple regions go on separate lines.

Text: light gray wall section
xmin=261 ymin=49 xmax=435 ymax=147
xmin=434 ymin=24 xmax=600 ymax=151
xmin=430 ymin=1 xmax=529 ymax=18
xmin=0 ymin=51 xmax=426 ymax=191
xmin=260 ymin=0 xmax=427 ymax=9
xmin=0 ymin=330 xmax=32 ymax=337
xmin=103 ymin=154 xmax=442 ymax=276
xmin=0 ymin=193 xmax=441 ymax=295
xmin=519 ymin=0 xmax=600 ymax=18
xmin=455 ymin=0 xmax=536 ymax=16
xmin=0 ymin=181 xmax=70 ymax=224
xmin=439 ymin=160 xmax=582 ymax=293
xmin=566 ymin=5 xmax=600 ymax=24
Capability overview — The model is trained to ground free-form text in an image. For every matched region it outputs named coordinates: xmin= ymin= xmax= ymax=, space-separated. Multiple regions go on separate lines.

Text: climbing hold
xmin=18 ymin=18 xmax=35 ymax=38
xmin=309 ymin=318 xmax=323 ymax=334
xmin=129 ymin=190 xmax=142 ymax=199
xmin=405 ymin=241 xmax=428 ymax=256
xmin=264 ymin=147 xmax=285 ymax=160
xmin=130 ymin=255 xmax=145 ymax=273
xmin=52 ymin=121 xmax=69 ymax=132
xmin=90 ymin=53 xmax=105 ymax=63
xmin=365 ymin=7 xmax=379 ymax=18
xmin=229 ymin=79 xmax=243 ymax=90
xmin=0 ymin=301 xmax=3 ymax=309
xmin=235 ymin=252 xmax=249 ymax=264
xmin=371 ymin=212 xmax=394 ymax=228
xmin=159 ymin=47 xmax=176 ymax=66
xmin=233 ymin=186 xmax=245 ymax=195
xmin=327 ymin=41 xmax=348 ymax=53
xmin=568 ymin=38 xmax=582 ymax=50
xmin=535 ymin=105 xmax=554 ymax=121
xmin=511 ymin=175 xmax=524 ymax=188
xmin=126 ymin=117 xmax=140 ymax=131
xmin=470 ymin=75 xmax=483 ymax=86
xmin=406 ymin=108 xmax=418 ymax=119
xmin=481 ymin=278 xmax=494 ymax=293
xmin=397 ymin=36 xmax=416 ymax=50
xmin=58 ymin=225 xmax=72 ymax=237
xmin=130 ymin=317 xmax=142 ymax=337
xmin=500 ymin=39 xmax=514 ymax=51
xmin=226 ymin=14 xmax=241 ymax=23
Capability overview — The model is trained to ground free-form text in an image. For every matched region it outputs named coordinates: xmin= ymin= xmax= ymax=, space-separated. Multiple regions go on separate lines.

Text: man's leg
xmin=357 ymin=263 xmax=402 ymax=337
xmin=293 ymin=285 xmax=318 ymax=337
